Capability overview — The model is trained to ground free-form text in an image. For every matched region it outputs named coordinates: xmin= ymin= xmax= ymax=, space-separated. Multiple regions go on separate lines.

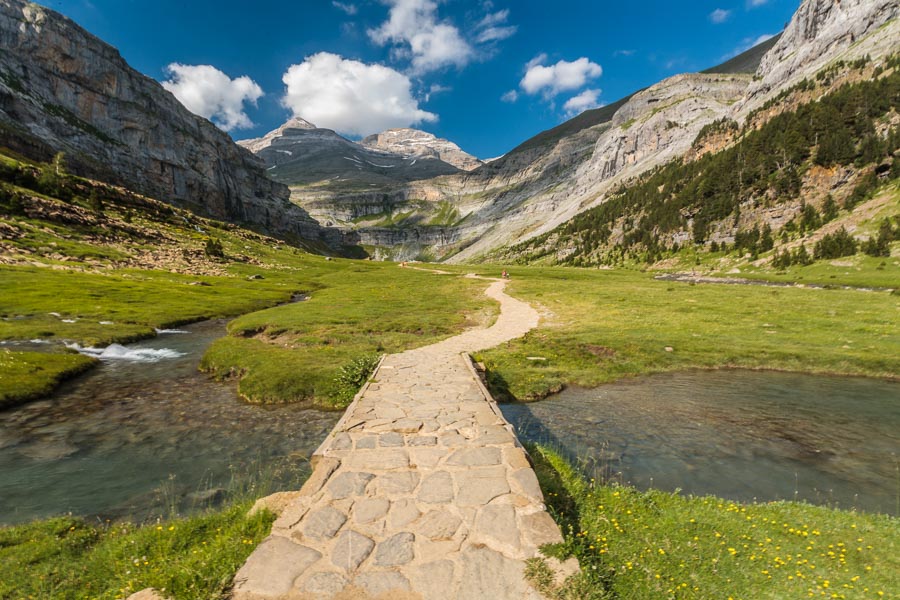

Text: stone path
xmin=232 ymin=275 xmax=574 ymax=600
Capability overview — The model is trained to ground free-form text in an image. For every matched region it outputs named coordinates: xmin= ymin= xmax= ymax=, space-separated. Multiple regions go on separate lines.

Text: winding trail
xmin=232 ymin=275 xmax=573 ymax=600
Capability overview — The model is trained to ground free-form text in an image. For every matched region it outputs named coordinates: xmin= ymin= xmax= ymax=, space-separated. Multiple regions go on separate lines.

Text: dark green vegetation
xmin=701 ymin=33 xmax=782 ymax=75
xmin=0 ymin=502 xmax=274 ymax=600
xmin=461 ymin=267 xmax=898 ymax=402
xmin=506 ymin=58 xmax=900 ymax=269
xmin=530 ymin=446 xmax=899 ymax=600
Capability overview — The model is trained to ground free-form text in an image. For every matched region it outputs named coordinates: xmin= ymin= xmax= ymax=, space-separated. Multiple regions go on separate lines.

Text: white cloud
xmin=563 ymin=89 xmax=602 ymax=116
xmin=520 ymin=56 xmax=603 ymax=97
xmin=332 ymin=1 xmax=358 ymax=15
xmin=475 ymin=9 xmax=517 ymax=43
xmin=614 ymin=49 xmax=636 ymax=57
xmin=280 ymin=52 xmax=437 ymax=137
xmin=368 ymin=0 xmax=516 ymax=73
xmin=500 ymin=89 xmax=519 ymax=103
xmin=162 ymin=64 xmax=263 ymax=131
xmin=425 ymin=83 xmax=451 ymax=101
xmin=748 ymin=0 xmax=770 ymax=6
xmin=368 ymin=0 xmax=474 ymax=74
xmin=709 ymin=8 xmax=731 ymax=23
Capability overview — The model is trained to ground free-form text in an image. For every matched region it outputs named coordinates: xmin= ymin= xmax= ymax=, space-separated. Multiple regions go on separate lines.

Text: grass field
xmin=530 ymin=446 xmax=899 ymax=600
xmin=451 ymin=267 xmax=900 ymax=402
xmin=200 ymin=264 xmax=495 ymax=408
xmin=0 ymin=502 xmax=274 ymax=600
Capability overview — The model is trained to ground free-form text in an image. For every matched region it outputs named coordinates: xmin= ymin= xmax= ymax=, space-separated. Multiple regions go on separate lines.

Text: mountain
xmin=0 ymin=0 xmax=340 ymax=248
xmin=360 ymin=128 xmax=483 ymax=171
xmin=264 ymin=0 xmax=897 ymax=262
xmin=237 ymin=118 xmax=462 ymax=189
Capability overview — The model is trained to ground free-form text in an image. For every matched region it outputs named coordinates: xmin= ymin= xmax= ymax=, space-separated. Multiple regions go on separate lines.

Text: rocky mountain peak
xmin=360 ymin=128 xmax=483 ymax=171
xmin=236 ymin=116 xmax=323 ymax=154
xmin=283 ymin=116 xmax=317 ymax=130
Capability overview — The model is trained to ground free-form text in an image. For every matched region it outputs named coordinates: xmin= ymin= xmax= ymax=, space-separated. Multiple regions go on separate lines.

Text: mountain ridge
xmin=0 ymin=0 xmax=343 ymax=249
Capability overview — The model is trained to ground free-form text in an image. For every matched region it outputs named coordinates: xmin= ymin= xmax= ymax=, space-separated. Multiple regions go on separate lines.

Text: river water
xmin=0 ymin=321 xmax=339 ymax=526
xmin=501 ymin=370 xmax=900 ymax=515
xmin=3 ymin=329 xmax=897 ymax=525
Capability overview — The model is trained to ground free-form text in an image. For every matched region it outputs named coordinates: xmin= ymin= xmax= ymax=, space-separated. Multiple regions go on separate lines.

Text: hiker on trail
xmin=502 ymin=270 xmax=509 ymax=280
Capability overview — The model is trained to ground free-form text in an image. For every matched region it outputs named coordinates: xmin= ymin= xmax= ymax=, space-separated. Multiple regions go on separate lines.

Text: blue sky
xmin=50 ymin=0 xmax=798 ymax=158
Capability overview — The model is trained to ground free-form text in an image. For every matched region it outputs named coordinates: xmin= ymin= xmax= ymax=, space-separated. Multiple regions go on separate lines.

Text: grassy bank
xmin=201 ymin=267 xmax=495 ymax=408
xmin=461 ymin=267 xmax=899 ymax=401
xmin=0 ymin=151 xmax=497 ymax=408
xmin=530 ymin=445 xmax=899 ymax=600
xmin=0 ymin=349 xmax=97 ymax=409
xmin=0 ymin=502 xmax=274 ymax=600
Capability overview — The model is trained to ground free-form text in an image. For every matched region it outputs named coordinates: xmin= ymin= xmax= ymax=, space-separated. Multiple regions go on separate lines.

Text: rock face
xmin=361 ymin=128 xmax=483 ymax=171
xmin=739 ymin=0 xmax=900 ymax=114
xmin=0 ymin=0 xmax=338 ymax=246
xmin=237 ymin=118 xmax=463 ymax=190
xmin=441 ymin=73 xmax=752 ymax=262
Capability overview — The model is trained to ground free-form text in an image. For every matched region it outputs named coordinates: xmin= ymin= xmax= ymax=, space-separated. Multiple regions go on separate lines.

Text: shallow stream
xmin=0 ymin=321 xmax=339 ymax=526
xmin=501 ymin=370 xmax=900 ymax=515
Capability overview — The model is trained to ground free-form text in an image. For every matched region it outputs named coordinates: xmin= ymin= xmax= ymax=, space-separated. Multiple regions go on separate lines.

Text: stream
xmin=501 ymin=370 xmax=900 ymax=515
xmin=2 ymin=326 xmax=897 ymax=526
xmin=0 ymin=320 xmax=339 ymax=526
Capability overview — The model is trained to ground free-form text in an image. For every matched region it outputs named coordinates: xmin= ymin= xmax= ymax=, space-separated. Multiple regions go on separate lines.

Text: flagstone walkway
xmin=231 ymin=275 xmax=573 ymax=600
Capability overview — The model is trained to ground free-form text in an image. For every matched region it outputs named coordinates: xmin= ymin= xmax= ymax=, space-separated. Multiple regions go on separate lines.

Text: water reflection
xmin=501 ymin=370 xmax=900 ymax=515
xmin=0 ymin=321 xmax=339 ymax=525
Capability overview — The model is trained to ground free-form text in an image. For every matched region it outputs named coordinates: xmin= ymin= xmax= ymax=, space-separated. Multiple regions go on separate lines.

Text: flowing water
xmin=0 ymin=321 xmax=339 ymax=526
xmin=501 ymin=370 xmax=900 ymax=515
xmin=3 ymin=330 xmax=898 ymax=526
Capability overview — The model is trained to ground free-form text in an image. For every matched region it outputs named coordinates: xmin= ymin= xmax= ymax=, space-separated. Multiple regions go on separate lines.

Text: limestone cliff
xmin=739 ymin=0 xmax=900 ymax=115
xmin=0 ymin=0 xmax=337 ymax=246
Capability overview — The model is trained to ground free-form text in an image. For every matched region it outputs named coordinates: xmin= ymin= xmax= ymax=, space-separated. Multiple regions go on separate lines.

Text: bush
xmin=204 ymin=237 xmax=225 ymax=258
xmin=814 ymin=227 xmax=858 ymax=259
xmin=331 ymin=354 xmax=381 ymax=405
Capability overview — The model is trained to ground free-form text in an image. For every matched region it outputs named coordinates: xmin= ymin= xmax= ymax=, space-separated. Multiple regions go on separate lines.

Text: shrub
xmin=814 ymin=227 xmax=858 ymax=259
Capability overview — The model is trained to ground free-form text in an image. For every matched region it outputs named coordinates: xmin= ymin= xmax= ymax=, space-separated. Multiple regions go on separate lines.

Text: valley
xmin=0 ymin=0 xmax=898 ymax=598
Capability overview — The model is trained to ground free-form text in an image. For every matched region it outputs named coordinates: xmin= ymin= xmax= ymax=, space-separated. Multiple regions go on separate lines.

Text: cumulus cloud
xmin=162 ymin=64 xmax=263 ymax=131
xmin=368 ymin=0 xmax=473 ymax=73
xmin=520 ymin=55 xmax=603 ymax=97
xmin=563 ymin=88 xmax=602 ymax=116
xmin=709 ymin=8 xmax=731 ymax=23
xmin=367 ymin=0 xmax=516 ymax=73
xmin=281 ymin=52 xmax=437 ymax=137
xmin=500 ymin=89 xmax=519 ymax=103
xmin=332 ymin=1 xmax=358 ymax=15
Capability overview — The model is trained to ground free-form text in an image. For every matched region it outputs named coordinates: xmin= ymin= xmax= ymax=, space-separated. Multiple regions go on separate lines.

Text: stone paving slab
xmin=232 ymin=277 xmax=570 ymax=600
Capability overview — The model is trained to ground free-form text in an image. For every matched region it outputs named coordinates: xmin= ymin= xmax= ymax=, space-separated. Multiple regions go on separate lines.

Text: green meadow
xmin=529 ymin=446 xmax=899 ymax=600
xmin=1 ymin=152 xmax=897 ymax=600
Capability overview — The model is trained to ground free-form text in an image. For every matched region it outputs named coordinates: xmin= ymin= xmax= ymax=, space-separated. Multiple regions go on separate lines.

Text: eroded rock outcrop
xmin=361 ymin=128 xmax=483 ymax=171
xmin=0 ymin=0 xmax=338 ymax=246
